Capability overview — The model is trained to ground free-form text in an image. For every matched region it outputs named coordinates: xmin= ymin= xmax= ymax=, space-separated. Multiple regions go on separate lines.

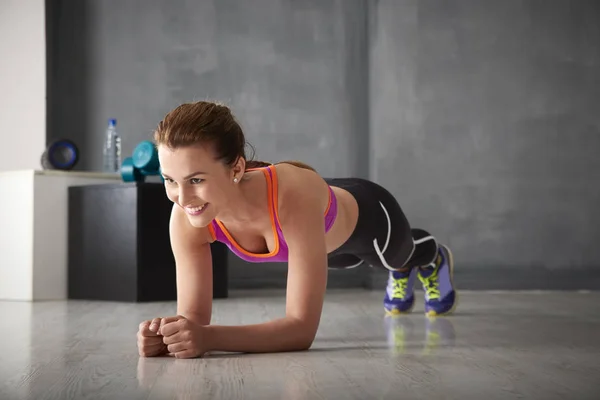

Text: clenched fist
xmin=160 ymin=315 xmax=210 ymax=359
xmin=137 ymin=318 xmax=168 ymax=357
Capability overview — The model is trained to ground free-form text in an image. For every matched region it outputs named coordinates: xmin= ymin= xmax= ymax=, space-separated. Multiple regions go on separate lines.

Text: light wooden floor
xmin=1 ymin=289 xmax=599 ymax=400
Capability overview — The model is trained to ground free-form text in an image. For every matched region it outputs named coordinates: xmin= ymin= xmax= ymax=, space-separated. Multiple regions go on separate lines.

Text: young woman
xmin=136 ymin=101 xmax=457 ymax=359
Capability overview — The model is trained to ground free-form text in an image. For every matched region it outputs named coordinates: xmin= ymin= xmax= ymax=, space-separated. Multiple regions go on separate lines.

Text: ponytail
xmin=244 ymin=159 xmax=316 ymax=172
xmin=245 ymin=160 xmax=273 ymax=169
xmin=277 ymin=160 xmax=317 ymax=172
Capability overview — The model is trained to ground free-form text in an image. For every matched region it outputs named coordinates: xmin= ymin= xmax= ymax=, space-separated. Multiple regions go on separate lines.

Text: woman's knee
xmin=401 ymin=228 xmax=438 ymax=268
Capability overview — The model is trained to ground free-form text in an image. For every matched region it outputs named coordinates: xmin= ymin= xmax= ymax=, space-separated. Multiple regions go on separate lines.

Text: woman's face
xmin=158 ymin=143 xmax=240 ymax=228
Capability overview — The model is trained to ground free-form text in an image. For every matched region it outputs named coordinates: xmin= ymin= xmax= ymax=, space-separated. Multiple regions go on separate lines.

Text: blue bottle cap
xmin=109 ymin=118 xmax=117 ymax=127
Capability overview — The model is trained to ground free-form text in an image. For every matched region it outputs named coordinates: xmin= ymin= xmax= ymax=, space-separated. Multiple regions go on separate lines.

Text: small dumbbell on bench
xmin=121 ymin=140 xmax=163 ymax=183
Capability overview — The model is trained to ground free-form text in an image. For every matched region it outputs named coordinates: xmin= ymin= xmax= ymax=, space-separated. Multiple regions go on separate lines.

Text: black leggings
xmin=325 ymin=177 xmax=438 ymax=271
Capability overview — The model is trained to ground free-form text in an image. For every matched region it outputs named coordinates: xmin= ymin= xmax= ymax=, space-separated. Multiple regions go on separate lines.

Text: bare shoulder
xmin=274 ymin=162 xmax=324 ymax=186
xmin=169 ymin=203 xmax=212 ymax=254
xmin=273 ymin=163 xmax=329 ymax=219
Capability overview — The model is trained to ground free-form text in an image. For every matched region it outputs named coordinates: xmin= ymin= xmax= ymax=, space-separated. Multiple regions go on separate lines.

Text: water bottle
xmin=102 ymin=118 xmax=121 ymax=173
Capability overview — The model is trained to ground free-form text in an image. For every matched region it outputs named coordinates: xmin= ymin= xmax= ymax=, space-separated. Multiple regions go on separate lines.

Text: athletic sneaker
xmin=417 ymin=244 xmax=457 ymax=316
xmin=384 ymin=268 xmax=417 ymax=315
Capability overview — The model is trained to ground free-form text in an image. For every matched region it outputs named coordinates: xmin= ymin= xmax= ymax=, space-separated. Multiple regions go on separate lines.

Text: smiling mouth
xmin=184 ymin=203 xmax=209 ymax=216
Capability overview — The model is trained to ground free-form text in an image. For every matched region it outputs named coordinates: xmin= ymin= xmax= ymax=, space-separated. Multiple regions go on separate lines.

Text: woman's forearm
xmin=204 ymin=317 xmax=315 ymax=354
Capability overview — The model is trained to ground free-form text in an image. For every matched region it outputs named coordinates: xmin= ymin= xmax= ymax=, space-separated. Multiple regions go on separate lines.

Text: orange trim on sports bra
xmin=207 ymin=222 xmax=216 ymax=241
xmin=268 ymin=165 xmax=282 ymax=229
xmin=210 ymin=164 xmax=334 ymax=257
xmin=215 ymin=167 xmax=281 ymax=258
xmin=324 ymin=188 xmax=332 ymax=216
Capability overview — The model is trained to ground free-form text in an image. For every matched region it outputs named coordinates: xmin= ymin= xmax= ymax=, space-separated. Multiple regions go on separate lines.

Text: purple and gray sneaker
xmin=384 ymin=268 xmax=417 ymax=315
xmin=418 ymin=244 xmax=457 ymax=316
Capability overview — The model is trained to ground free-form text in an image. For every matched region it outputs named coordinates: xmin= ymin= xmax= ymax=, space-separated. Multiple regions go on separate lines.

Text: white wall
xmin=0 ymin=0 xmax=46 ymax=172
xmin=0 ymin=171 xmax=34 ymax=300
xmin=0 ymin=170 xmax=120 ymax=301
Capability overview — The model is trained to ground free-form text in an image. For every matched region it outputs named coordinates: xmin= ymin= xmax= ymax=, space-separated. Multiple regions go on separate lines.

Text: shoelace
xmin=392 ymin=277 xmax=409 ymax=299
xmin=420 ymin=274 xmax=441 ymax=300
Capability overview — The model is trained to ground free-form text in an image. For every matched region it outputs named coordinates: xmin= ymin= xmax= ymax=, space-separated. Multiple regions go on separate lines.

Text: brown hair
xmin=153 ymin=101 xmax=316 ymax=172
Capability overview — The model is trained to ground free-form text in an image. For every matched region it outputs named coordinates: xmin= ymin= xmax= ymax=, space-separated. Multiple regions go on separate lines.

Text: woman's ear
xmin=232 ymin=156 xmax=246 ymax=181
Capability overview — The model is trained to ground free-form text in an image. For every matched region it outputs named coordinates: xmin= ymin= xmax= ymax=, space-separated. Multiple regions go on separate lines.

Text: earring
xmin=233 ymin=177 xmax=238 ymax=183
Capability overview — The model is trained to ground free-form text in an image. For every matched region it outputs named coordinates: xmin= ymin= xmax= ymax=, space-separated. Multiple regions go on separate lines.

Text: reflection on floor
xmin=1 ymin=289 xmax=599 ymax=400
xmin=385 ymin=314 xmax=456 ymax=356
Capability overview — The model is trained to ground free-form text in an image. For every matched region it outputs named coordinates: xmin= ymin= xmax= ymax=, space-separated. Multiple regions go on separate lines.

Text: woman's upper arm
xmin=277 ymin=168 xmax=330 ymax=341
xmin=169 ymin=204 xmax=214 ymax=325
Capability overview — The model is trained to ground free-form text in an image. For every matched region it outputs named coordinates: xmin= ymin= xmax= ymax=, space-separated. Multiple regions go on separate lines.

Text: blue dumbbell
xmin=121 ymin=141 xmax=163 ymax=182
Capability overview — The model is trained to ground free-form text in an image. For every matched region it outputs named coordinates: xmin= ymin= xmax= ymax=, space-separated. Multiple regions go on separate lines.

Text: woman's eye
xmin=190 ymin=178 xmax=203 ymax=184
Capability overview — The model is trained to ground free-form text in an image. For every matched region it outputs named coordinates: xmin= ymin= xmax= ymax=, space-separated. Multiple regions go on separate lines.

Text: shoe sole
xmin=384 ymin=301 xmax=415 ymax=316
xmin=425 ymin=244 xmax=459 ymax=317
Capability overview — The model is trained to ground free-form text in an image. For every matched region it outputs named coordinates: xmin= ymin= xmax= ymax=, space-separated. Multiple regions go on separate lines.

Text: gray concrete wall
xmin=48 ymin=0 xmax=600 ymax=290
xmin=369 ymin=0 xmax=600 ymax=289
xmin=47 ymin=0 xmax=369 ymax=289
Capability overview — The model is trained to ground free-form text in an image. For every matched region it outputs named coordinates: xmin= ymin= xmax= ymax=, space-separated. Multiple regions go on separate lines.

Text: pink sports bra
xmin=208 ymin=165 xmax=337 ymax=263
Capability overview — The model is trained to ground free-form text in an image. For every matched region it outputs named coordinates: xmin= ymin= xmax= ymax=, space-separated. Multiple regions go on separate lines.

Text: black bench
xmin=67 ymin=182 xmax=228 ymax=302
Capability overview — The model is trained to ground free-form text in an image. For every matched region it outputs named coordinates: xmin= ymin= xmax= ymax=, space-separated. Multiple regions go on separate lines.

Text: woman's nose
xmin=178 ymin=186 xmax=196 ymax=205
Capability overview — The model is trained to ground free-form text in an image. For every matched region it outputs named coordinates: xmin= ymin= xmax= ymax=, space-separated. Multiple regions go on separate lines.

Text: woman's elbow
xmin=293 ymin=329 xmax=317 ymax=351
xmin=287 ymin=316 xmax=319 ymax=351
xmin=289 ymin=338 xmax=314 ymax=352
